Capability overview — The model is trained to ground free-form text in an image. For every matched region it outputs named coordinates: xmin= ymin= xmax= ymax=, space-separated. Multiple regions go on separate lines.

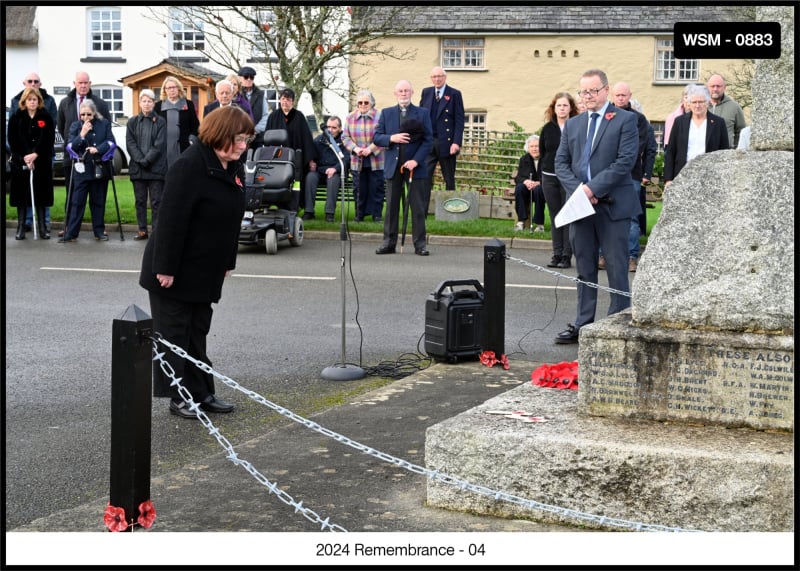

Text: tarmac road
xmin=4 ymin=226 xmax=584 ymax=530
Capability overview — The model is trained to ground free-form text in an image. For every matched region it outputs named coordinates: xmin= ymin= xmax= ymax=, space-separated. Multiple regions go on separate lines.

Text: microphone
xmin=324 ymin=127 xmax=344 ymax=159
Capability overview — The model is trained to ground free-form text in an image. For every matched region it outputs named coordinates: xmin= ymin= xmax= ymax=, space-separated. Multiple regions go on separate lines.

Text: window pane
xmin=88 ymin=7 xmax=121 ymax=55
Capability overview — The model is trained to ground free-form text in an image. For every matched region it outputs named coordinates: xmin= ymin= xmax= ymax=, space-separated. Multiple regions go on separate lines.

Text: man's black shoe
xmin=555 ymin=324 xmax=580 ymax=344
xmin=325 ymin=214 xmax=334 ymax=222
xmin=557 ymin=256 xmax=572 ymax=269
xmin=302 ymin=212 xmax=315 ymax=221
xmin=373 ymin=216 xmax=382 ymax=222
xmin=414 ymin=248 xmax=430 ymax=256
xmin=375 ymin=246 xmax=396 ymax=255
xmin=547 ymin=255 xmax=560 ymax=268
xmin=354 ymin=216 xmax=364 ymax=222
xmin=200 ymin=394 xmax=235 ymax=413
xmin=169 ymin=399 xmax=198 ymax=419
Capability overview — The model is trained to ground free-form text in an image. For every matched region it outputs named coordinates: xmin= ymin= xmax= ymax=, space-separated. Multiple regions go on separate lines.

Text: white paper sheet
xmin=554 ymin=183 xmax=595 ymax=227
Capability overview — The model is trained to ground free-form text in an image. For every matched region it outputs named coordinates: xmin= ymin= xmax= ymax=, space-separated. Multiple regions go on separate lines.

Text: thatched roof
xmin=5 ymin=6 xmax=37 ymax=44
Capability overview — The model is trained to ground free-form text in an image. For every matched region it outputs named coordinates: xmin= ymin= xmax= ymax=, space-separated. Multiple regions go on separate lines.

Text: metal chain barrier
xmin=151 ymin=335 xmax=704 ymax=533
xmin=151 ymin=339 xmax=346 ymax=533
xmin=505 ymin=253 xmax=633 ymax=299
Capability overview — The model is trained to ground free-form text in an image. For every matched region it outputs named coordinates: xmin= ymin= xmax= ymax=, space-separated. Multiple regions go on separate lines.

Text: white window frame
xmin=464 ymin=112 xmax=487 ymax=143
xmin=169 ymin=8 xmax=205 ymax=56
xmin=95 ymin=86 xmax=125 ymax=122
xmin=441 ymin=38 xmax=485 ymax=70
xmin=654 ymin=38 xmax=699 ymax=82
xmin=87 ymin=6 xmax=122 ymax=56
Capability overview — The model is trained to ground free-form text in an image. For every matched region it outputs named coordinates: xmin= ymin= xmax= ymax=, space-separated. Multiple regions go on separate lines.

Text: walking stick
xmin=101 ymin=144 xmax=124 ymax=241
xmin=399 ymin=166 xmax=413 ymax=253
xmin=29 ymin=168 xmax=39 ymax=240
xmin=63 ymin=144 xmax=79 ymax=238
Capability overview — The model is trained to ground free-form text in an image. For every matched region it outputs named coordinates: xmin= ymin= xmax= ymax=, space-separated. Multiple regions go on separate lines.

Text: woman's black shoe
xmin=15 ymin=225 xmax=26 ymax=240
xmin=200 ymin=394 xmax=234 ymax=413
xmin=547 ymin=255 xmax=560 ymax=268
xmin=557 ymin=256 xmax=572 ymax=269
xmin=169 ymin=399 xmax=199 ymax=419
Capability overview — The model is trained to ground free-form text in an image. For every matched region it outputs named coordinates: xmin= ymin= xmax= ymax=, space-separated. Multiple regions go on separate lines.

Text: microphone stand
xmin=321 ymin=130 xmax=365 ymax=381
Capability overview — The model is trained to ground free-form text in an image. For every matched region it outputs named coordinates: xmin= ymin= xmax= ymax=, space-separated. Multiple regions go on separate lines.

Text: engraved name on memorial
xmin=578 ymin=340 xmax=794 ymax=431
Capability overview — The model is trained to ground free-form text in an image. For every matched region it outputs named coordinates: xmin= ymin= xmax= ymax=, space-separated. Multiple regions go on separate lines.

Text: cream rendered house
xmin=351 ymin=5 xmax=751 ymax=150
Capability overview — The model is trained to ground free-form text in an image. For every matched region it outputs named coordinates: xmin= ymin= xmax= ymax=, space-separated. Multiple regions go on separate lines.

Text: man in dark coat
xmin=238 ymin=66 xmax=268 ymax=148
xmin=418 ymin=66 xmax=464 ymax=211
xmin=265 ymin=88 xmax=318 ymax=213
xmin=373 ymin=79 xmax=433 ymax=256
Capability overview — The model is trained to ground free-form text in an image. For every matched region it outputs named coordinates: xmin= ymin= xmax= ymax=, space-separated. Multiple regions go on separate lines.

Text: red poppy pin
xmin=37 ymin=120 xmax=46 ymax=128
xmin=235 ymin=176 xmax=243 ymax=188
xmin=605 ymin=112 xmax=616 ymax=120
xmin=181 ymin=104 xmax=188 ymax=111
xmin=444 ymin=95 xmax=450 ymax=101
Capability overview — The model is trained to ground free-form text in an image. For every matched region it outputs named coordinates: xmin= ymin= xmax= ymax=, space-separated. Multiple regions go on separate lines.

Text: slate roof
xmin=354 ymin=5 xmax=749 ymax=34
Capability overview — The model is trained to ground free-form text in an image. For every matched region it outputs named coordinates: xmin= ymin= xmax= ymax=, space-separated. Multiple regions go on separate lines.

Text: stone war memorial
xmin=425 ymin=6 xmax=793 ymax=532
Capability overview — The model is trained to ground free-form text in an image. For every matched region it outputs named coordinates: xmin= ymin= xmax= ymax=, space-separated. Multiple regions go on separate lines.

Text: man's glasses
xmin=577 ymin=85 xmax=607 ymax=98
xmin=80 ymin=113 xmax=94 ymax=117
xmin=25 ymin=79 xmax=41 ymax=84
xmin=234 ymin=135 xmax=255 ymax=145
xmin=356 ymin=101 xmax=370 ymax=105
xmin=241 ymin=75 xmax=254 ymax=80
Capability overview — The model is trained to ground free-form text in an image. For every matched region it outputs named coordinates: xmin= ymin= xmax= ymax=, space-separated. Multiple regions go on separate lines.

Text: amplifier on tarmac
xmin=424 ymin=279 xmax=484 ymax=362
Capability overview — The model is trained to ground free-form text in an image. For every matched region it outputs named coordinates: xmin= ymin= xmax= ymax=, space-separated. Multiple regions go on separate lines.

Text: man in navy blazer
xmin=554 ymin=69 xmax=640 ymax=344
xmin=419 ymin=67 xmax=465 ymax=205
xmin=373 ymin=79 xmax=433 ymax=256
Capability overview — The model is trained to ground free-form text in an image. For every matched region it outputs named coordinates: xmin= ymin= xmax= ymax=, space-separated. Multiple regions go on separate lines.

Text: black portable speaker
xmin=424 ymin=279 xmax=484 ymax=362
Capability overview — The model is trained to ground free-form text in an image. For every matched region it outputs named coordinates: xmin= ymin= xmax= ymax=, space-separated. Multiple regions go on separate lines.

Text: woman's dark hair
xmin=198 ymin=106 xmax=254 ymax=150
xmin=544 ymin=91 xmax=578 ymax=123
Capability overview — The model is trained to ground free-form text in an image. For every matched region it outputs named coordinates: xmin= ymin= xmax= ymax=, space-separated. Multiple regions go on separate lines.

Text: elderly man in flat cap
xmin=237 ymin=66 xmax=268 ymax=149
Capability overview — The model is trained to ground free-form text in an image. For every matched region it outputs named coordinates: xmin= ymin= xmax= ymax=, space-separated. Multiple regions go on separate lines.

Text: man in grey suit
xmin=373 ymin=79 xmax=433 ymax=256
xmin=554 ymin=69 xmax=640 ymax=344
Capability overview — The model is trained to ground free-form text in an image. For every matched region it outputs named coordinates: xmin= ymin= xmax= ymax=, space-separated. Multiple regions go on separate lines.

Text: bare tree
xmin=147 ymin=6 xmax=417 ymax=120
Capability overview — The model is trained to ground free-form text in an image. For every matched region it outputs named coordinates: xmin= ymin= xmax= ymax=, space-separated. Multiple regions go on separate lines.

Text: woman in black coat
xmin=126 ymin=89 xmax=167 ymax=239
xmin=60 ymin=99 xmax=116 ymax=242
xmin=664 ymin=84 xmax=730 ymax=187
xmin=8 ymin=87 xmax=55 ymax=239
xmin=139 ymin=106 xmax=254 ymax=419
xmin=154 ymin=76 xmax=200 ymax=168
xmin=539 ymin=91 xmax=579 ymax=268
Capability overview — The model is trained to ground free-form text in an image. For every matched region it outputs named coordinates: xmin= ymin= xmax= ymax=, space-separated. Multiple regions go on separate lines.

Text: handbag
xmin=93 ymin=159 xmax=113 ymax=180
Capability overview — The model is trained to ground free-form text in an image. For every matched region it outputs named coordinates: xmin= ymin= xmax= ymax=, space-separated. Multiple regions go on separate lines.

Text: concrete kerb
xmin=7 ymin=219 xmax=554 ymax=250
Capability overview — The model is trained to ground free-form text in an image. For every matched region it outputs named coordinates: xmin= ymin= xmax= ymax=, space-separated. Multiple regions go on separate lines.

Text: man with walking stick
xmin=373 ymin=79 xmax=433 ymax=256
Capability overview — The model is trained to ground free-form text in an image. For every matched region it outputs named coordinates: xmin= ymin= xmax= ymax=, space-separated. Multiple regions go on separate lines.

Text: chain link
xmin=152 ymin=339 xmax=347 ymax=532
xmin=505 ymin=254 xmax=633 ymax=299
xmin=152 ymin=335 xmax=703 ymax=532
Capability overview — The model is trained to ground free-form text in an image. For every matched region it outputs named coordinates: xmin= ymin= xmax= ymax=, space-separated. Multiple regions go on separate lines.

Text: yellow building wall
xmin=350 ymin=35 xmax=746 ymax=133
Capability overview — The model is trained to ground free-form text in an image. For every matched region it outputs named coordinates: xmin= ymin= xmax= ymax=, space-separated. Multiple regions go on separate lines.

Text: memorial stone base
xmin=579 ymin=311 xmax=794 ymax=432
xmin=425 ymin=381 xmax=793 ymax=532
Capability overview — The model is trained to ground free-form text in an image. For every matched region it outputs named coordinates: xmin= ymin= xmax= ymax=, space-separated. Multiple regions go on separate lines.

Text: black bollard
xmin=482 ymin=238 xmax=506 ymax=356
xmin=109 ymin=304 xmax=153 ymax=528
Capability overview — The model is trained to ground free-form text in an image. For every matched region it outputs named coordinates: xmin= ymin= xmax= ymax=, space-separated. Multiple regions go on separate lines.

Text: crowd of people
xmin=8 ymin=64 xmax=747 ymax=414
